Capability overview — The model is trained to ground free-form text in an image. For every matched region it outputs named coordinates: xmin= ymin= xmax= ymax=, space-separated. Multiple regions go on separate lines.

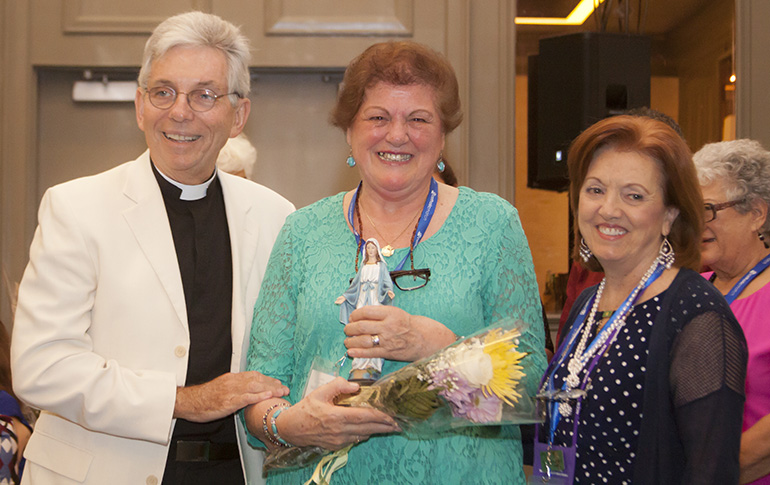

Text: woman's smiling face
xmin=578 ymin=146 xmax=679 ymax=276
xmin=346 ymin=82 xmax=445 ymax=199
xmin=700 ymin=179 xmax=763 ymax=272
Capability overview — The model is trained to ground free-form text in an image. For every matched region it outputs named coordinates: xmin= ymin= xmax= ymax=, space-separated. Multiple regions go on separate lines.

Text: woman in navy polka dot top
xmin=538 ymin=115 xmax=748 ymax=484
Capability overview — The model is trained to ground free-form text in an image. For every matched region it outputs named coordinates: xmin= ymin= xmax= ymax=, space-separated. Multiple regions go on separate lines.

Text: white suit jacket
xmin=11 ymin=151 xmax=294 ymax=484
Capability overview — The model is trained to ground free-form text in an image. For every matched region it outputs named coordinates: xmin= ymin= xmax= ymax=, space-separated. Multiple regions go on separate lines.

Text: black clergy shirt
xmin=152 ymin=163 xmax=236 ymax=447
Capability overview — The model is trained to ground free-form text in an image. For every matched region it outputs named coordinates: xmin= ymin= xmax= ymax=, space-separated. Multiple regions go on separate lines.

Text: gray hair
xmin=693 ymin=139 xmax=770 ymax=237
xmin=137 ymin=11 xmax=251 ymax=101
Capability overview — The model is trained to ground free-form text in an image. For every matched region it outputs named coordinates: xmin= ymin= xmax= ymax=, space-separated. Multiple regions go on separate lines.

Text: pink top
xmin=704 ymin=271 xmax=770 ymax=484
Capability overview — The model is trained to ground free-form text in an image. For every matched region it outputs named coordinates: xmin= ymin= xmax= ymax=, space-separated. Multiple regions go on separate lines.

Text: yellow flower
xmin=481 ymin=327 xmax=528 ymax=406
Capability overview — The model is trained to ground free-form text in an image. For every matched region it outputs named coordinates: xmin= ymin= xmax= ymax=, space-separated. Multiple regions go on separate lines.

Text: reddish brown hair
xmin=330 ymin=41 xmax=462 ymax=134
xmin=568 ymin=115 xmax=703 ymax=272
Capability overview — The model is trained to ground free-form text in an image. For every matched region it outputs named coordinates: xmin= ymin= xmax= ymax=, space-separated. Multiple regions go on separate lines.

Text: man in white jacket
xmin=11 ymin=12 xmax=294 ymax=484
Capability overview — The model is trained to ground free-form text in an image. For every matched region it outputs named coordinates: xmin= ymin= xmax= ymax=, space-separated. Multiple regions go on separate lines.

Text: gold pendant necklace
xmin=363 ymin=207 xmax=420 ymax=257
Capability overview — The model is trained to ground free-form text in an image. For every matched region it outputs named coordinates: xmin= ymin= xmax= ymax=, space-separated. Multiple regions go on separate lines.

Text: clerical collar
xmin=155 ymin=166 xmax=217 ymax=201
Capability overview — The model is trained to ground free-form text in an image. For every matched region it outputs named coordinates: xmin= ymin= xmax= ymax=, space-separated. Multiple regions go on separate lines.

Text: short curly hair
xmin=330 ymin=41 xmax=462 ymax=134
xmin=694 ymin=139 xmax=770 ymax=238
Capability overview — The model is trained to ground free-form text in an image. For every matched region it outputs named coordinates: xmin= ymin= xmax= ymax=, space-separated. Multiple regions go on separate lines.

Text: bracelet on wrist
xmin=262 ymin=403 xmax=290 ymax=448
xmin=271 ymin=406 xmax=292 ymax=447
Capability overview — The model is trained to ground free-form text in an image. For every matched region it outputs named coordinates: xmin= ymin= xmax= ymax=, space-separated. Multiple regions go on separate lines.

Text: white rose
xmin=453 ymin=347 xmax=494 ymax=386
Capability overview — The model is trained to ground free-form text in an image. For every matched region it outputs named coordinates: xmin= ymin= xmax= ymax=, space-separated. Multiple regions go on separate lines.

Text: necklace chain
xmin=363 ymin=206 xmax=420 ymax=257
xmin=353 ymin=183 xmax=422 ymax=271
xmin=558 ymin=256 xmax=663 ymax=416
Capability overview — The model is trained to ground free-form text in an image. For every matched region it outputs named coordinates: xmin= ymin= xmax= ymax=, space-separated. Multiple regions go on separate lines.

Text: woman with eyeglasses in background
xmin=241 ymin=41 xmax=545 ymax=484
xmin=695 ymin=139 xmax=770 ymax=484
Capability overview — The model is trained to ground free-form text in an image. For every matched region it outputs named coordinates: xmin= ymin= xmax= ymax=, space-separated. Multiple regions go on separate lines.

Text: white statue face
xmin=365 ymin=241 xmax=378 ymax=261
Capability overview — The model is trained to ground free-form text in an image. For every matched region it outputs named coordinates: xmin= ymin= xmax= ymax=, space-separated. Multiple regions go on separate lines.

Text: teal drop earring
xmin=346 ymin=151 xmax=356 ymax=167
xmin=436 ymin=154 xmax=446 ymax=173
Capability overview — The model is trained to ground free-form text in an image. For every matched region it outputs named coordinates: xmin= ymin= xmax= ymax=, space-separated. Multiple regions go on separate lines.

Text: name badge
xmin=530 ymin=441 xmax=576 ymax=484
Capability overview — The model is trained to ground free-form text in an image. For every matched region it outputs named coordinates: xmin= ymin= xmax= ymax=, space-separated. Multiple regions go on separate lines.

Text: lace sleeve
xmin=483 ymin=203 xmax=547 ymax=396
xmin=246 ymin=219 xmax=298 ymax=385
xmin=670 ymin=310 xmax=747 ymax=483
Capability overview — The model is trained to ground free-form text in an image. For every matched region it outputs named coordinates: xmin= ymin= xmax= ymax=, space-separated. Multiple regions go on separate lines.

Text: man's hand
xmin=174 ymin=372 xmax=289 ymax=423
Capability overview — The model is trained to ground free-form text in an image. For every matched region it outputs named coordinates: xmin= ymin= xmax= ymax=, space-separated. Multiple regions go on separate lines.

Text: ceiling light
xmin=515 ymin=0 xmax=606 ymax=26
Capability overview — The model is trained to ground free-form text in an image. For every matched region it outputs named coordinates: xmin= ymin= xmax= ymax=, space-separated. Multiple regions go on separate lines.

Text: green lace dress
xmin=246 ymin=187 xmax=546 ymax=484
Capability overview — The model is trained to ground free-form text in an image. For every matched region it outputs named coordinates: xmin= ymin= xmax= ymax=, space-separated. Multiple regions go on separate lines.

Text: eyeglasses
xmin=389 ymin=244 xmax=431 ymax=291
xmin=145 ymin=86 xmax=240 ymax=112
xmin=348 ymin=267 xmax=430 ymax=291
xmin=704 ymin=199 xmax=746 ymax=222
xmin=390 ymin=267 xmax=431 ymax=291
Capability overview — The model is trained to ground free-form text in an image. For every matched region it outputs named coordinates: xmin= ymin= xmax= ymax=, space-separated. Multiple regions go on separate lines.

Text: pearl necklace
xmin=559 ymin=256 xmax=664 ymax=416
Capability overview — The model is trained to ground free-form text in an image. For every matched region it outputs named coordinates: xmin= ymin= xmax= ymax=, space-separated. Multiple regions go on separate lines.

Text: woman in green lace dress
xmin=242 ymin=41 xmax=546 ymax=484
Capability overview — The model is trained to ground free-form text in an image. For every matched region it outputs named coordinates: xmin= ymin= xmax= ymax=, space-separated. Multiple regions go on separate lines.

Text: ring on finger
xmin=371 ymin=334 xmax=380 ymax=347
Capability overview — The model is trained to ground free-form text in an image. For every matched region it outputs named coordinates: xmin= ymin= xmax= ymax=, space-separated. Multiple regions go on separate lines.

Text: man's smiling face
xmin=135 ymin=45 xmax=249 ymax=184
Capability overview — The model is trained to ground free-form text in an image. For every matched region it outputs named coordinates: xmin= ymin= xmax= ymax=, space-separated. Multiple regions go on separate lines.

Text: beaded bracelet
xmin=262 ymin=403 xmax=290 ymax=447
xmin=270 ymin=406 xmax=292 ymax=447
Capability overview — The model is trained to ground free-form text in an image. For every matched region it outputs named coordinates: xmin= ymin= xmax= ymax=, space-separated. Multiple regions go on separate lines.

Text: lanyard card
xmin=530 ymin=441 xmax=576 ymax=484
xmin=530 ymin=394 xmax=582 ymax=485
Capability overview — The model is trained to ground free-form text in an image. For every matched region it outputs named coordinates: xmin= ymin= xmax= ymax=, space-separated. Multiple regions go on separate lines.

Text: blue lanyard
xmin=542 ymin=261 xmax=665 ymax=444
xmin=723 ymin=253 xmax=770 ymax=304
xmin=347 ymin=178 xmax=438 ymax=271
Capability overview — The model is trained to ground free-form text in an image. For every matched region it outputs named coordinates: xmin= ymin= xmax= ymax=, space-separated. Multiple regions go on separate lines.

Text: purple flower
xmin=429 ymin=367 xmax=455 ymax=389
xmin=464 ymin=390 xmax=503 ymax=423
xmin=428 ymin=346 xmax=503 ymax=423
xmin=441 ymin=375 xmax=474 ymax=408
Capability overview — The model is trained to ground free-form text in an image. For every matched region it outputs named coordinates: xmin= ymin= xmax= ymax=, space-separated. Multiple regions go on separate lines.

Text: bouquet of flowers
xmin=263 ymin=319 xmax=542 ymax=474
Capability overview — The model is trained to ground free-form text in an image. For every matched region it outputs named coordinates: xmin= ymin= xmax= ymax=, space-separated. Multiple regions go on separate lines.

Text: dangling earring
xmin=436 ymin=153 xmax=446 ymax=173
xmin=346 ymin=151 xmax=356 ymax=167
xmin=579 ymin=238 xmax=592 ymax=263
xmin=658 ymin=237 xmax=675 ymax=269
xmin=759 ymin=231 xmax=766 ymax=242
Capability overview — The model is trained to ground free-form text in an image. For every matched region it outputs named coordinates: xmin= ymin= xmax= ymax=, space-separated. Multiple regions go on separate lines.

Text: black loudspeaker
xmin=527 ymin=32 xmax=651 ymax=192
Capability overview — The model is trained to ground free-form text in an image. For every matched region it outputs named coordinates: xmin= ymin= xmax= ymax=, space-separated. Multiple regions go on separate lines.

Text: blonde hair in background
xmin=217 ymin=133 xmax=257 ymax=179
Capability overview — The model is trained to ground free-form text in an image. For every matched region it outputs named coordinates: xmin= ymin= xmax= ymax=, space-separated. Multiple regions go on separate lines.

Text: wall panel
xmin=263 ymin=0 xmax=412 ymax=36
xmin=63 ymin=0 xmax=212 ymax=34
